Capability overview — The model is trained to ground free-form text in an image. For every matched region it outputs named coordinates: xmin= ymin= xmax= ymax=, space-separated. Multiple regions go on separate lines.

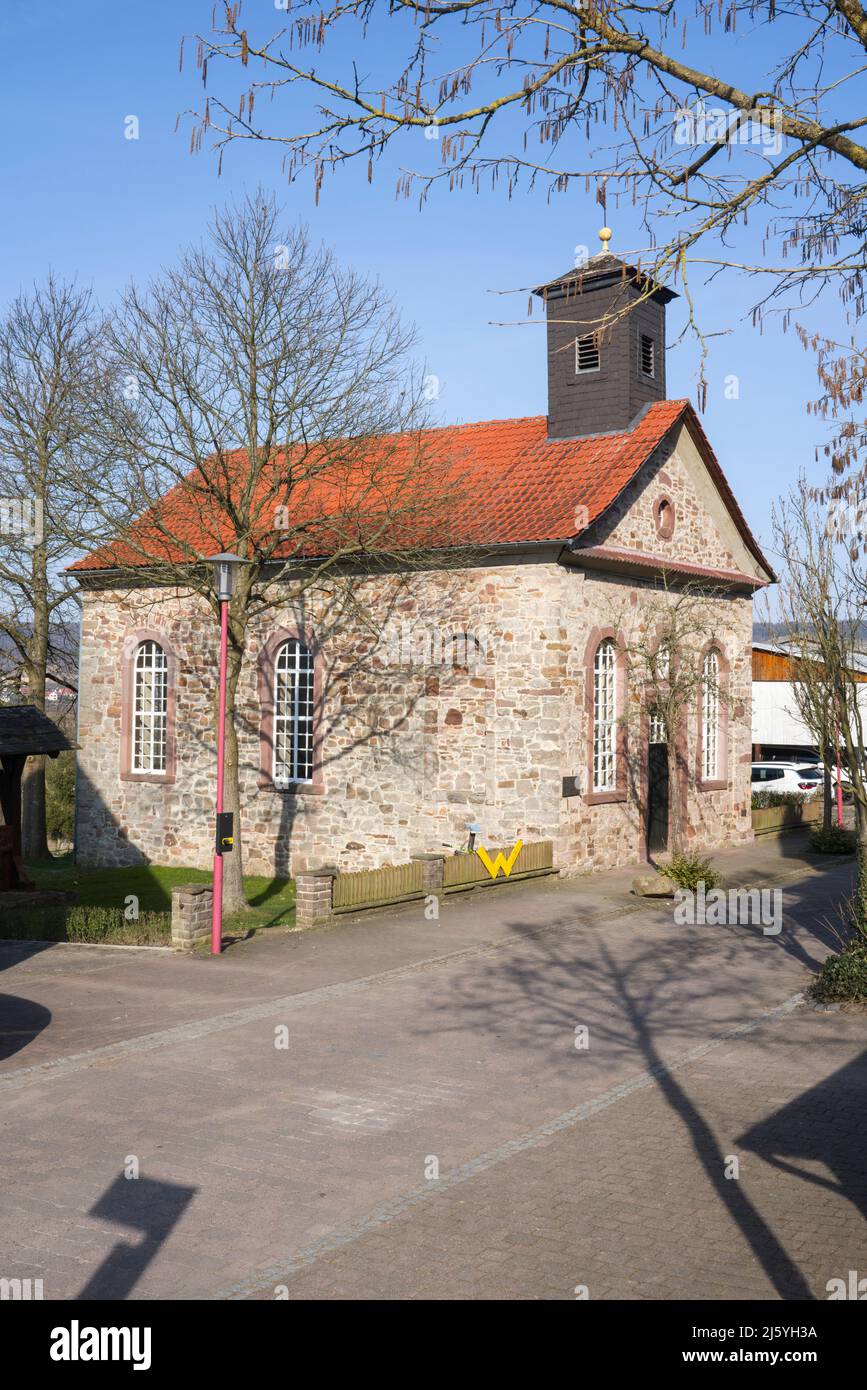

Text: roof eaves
xmin=69 ymin=535 xmax=571 ymax=583
xmin=571 ymin=543 xmax=770 ymax=590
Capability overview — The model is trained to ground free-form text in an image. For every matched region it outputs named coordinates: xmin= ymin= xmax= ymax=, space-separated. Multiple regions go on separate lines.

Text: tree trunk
xmin=20 ymin=756 xmax=48 ymax=861
xmin=21 ymin=535 xmax=50 ymax=862
xmin=823 ymin=743 xmax=833 ymax=832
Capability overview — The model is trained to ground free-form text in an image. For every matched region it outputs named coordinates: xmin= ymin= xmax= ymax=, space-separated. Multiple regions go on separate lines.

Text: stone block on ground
xmin=632 ymin=874 xmax=674 ymax=898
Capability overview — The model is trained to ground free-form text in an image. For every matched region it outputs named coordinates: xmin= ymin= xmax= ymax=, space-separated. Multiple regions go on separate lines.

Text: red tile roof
xmin=70 ymin=398 xmax=772 ymax=579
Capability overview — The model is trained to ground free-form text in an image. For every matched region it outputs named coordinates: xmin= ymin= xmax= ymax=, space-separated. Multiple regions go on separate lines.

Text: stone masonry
xmin=75 ymin=422 xmax=757 ymax=880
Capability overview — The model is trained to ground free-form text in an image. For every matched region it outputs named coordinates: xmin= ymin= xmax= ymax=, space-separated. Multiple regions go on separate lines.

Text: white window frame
xmin=132 ymin=641 xmax=168 ymax=774
xmin=702 ymin=649 xmax=720 ymax=782
xmin=593 ymin=638 xmax=618 ymax=792
xmin=649 ymin=706 xmax=666 ymax=745
xmin=575 ymin=332 xmax=601 ymax=374
xmin=273 ymin=639 xmax=314 ymax=786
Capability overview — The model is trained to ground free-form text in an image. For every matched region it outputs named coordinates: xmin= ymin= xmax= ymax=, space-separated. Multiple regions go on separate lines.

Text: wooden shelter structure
xmin=0 ymin=705 xmax=75 ymax=890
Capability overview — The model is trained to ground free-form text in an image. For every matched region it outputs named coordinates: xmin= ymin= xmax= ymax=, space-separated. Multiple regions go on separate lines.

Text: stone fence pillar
xmin=295 ymin=866 xmax=338 ymax=928
xmin=411 ymin=853 xmax=446 ymax=895
xmin=171 ymin=882 xmax=213 ymax=950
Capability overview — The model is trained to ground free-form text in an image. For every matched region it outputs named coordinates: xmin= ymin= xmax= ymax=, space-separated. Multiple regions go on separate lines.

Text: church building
xmin=72 ymin=236 xmax=774 ymax=878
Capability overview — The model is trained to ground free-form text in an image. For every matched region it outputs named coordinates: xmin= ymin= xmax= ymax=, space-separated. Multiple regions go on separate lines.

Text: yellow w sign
xmin=476 ymin=840 xmax=523 ymax=880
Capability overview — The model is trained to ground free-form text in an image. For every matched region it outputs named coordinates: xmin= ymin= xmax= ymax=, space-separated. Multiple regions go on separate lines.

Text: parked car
xmin=751 ymin=762 xmax=823 ymax=797
xmin=788 ymin=753 xmax=854 ymax=791
xmin=813 ymin=764 xmax=853 ymax=791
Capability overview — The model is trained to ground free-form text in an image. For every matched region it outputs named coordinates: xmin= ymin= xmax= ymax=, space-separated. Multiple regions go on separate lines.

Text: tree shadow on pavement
xmin=412 ymin=861 xmax=859 ymax=1297
xmin=0 ymin=993 xmax=52 ymax=1061
xmin=595 ymin=936 xmax=813 ymax=1298
xmin=0 ymin=941 xmax=56 ymax=1062
xmin=738 ymin=1047 xmax=867 ymax=1226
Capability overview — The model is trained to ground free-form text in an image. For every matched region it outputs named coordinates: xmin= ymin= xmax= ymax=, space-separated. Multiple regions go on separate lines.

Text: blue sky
xmin=0 ymin=0 xmax=850 ymax=570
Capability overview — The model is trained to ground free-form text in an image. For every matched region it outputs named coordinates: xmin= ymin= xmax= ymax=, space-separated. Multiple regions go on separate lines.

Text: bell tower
xmin=535 ymin=229 xmax=678 ymax=440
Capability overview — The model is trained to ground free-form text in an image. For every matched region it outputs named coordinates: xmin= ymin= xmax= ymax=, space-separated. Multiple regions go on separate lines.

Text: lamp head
xmin=206 ymin=552 xmax=246 ymax=602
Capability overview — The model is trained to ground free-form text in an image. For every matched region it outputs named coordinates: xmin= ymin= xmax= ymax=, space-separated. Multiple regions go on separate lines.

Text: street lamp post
xmin=207 ymin=553 xmax=246 ymax=956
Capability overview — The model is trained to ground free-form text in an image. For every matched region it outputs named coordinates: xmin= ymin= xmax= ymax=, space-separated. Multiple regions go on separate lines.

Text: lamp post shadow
xmin=77 ymin=1173 xmax=197 ymax=1301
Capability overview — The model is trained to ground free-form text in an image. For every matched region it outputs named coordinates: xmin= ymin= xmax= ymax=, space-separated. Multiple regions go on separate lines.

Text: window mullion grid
xmin=273 ymin=641 xmax=314 ymax=787
xmin=594 ymin=640 xmax=616 ymax=793
xmin=703 ymin=652 xmax=719 ymax=781
xmin=133 ymin=642 xmax=167 ymax=775
xmin=292 ymin=645 xmax=301 ymax=781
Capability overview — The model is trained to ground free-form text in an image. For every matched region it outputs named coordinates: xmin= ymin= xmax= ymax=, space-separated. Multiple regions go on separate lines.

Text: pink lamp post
xmin=207 ymin=552 xmax=245 ymax=956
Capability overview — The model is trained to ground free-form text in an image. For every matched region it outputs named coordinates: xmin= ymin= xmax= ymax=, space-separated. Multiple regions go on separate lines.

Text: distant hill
xmin=0 ymin=623 xmax=78 ymax=702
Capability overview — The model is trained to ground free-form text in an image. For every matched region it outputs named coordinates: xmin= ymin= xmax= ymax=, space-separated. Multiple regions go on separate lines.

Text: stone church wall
xmin=76 ymin=549 xmax=754 ymax=879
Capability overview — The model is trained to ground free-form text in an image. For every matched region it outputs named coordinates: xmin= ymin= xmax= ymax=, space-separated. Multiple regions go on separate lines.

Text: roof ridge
xmin=393 ymin=413 xmax=547 ymax=435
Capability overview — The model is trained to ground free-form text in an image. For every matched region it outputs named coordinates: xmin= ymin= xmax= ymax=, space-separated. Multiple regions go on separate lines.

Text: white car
xmin=751 ymin=762 xmax=823 ymax=797
xmin=791 ymin=756 xmax=853 ymax=790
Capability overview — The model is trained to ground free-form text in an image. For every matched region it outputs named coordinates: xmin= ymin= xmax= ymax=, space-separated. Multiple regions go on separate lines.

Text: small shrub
xmin=811 ymin=940 xmax=867 ymax=1002
xmin=659 ymin=851 xmax=723 ymax=893
xmin=809 ymin=824 xmax=857 ymax=855
xmin=751 ymin=790 xmax=806 ymax=810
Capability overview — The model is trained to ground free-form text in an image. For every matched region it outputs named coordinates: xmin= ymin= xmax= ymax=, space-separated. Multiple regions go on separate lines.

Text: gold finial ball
xmin=599 ymin=226 xmax=613 ymax=250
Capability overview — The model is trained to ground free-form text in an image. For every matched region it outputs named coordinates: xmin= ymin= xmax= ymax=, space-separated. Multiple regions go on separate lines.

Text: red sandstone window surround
xmin=120 ymin=631 xmax=177 ymax=785
xmin=696 ymin=643 xmax=730 ymax=791
xmin=653 ymin=495 xmax=676 ymax=540
xmin=257 ymin=628 xmax=324 ymax=794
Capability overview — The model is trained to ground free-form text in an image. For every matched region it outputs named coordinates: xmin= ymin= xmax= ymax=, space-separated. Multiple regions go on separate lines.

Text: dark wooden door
xmin=647 ymin=742 xmax=669 ymax=855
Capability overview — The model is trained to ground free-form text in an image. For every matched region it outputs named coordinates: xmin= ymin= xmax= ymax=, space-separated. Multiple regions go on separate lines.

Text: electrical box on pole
xmin=215 ymin=811 xmax=234 ymax=855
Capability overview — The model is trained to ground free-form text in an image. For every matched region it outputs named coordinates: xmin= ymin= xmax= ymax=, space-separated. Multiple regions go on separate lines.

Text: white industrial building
xmin=751 ymin=640 xmax=867 ymax=761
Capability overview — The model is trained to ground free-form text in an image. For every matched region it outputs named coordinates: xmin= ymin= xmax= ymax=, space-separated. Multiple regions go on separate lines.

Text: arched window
xmin=273 ymin=639 xmax=315 ymax=785
xmin=593 ymin=638 xmax=618 ymax=792
xmin=702 ymin=649 xmax=720 ymax=782
xmin=132 ymin=641 xmax=168 ymax=773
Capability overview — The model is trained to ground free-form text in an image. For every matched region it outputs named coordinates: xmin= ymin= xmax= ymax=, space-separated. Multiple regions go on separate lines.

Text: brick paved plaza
xmin=1 ymin=836 xmax=865 ymax=1301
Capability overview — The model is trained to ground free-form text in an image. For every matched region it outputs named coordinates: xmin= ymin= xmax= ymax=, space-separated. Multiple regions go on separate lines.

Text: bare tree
xmin=757 ymin=546 xmax=840 ymax=834
xmin=185 ymin=6 xmax=865 ymax=311
xmin=88 ymin=192 xmax=465 ymax=913
xmin=615 ymin=576 xmax=739 ymax=857
xmin=183 ymin=3 xmax=867 ymax=522
xmin=774 ymin=481 xmax=867 ymax=928
xmin=805 ymin=330 xmax=867 ymax=550
xmin=0 ymin=277 xmax=105 ymax=858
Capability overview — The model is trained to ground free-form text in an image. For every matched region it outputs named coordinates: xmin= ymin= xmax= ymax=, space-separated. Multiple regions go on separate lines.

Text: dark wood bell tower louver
xmin=535 ymin=229 xmax=678 ymax=440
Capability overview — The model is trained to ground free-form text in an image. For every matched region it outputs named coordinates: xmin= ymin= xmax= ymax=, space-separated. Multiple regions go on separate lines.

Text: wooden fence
xmin=443 ymin=840 xmax=555 ymax=891
xmin=329 ymin=841 xmax=557 ymax=915
xmin=332 ymin=860 xmax=424 ymax=913
xmin=751 ymin=801 xmax=821 ymax=837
